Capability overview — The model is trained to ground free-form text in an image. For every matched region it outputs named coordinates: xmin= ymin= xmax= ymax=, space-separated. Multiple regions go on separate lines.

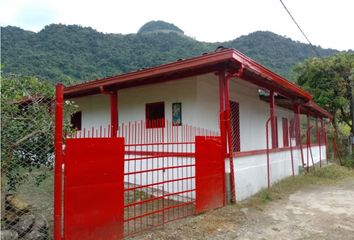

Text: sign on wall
xmin=172 ymin=102 xmax=182 ymax=126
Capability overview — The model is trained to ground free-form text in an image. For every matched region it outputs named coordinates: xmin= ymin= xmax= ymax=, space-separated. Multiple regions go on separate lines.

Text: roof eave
xmin=231 ymin=50 xmax=312 ymax=101
xmin=63 ymin=49 xmax=237 ymax=98
xmin=63 ymin=48 xmax=312 ymax=102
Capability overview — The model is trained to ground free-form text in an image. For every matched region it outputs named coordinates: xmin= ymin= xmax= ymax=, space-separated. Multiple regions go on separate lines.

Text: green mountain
xmin=1 ymin=21 xmax=339 ymax=83
xmin=138 ymin=20 xmax=184 ymax=35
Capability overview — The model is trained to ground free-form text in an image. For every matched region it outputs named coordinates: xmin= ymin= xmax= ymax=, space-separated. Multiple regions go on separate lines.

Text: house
xmin=62 ymin=48 xmax=331 ymax=202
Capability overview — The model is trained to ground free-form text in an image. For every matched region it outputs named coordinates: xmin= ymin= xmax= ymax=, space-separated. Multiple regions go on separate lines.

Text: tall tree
xmin=294 ymin=53 xmax=354 ymax=149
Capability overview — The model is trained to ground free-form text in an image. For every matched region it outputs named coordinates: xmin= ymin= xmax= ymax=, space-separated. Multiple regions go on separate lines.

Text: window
xmin=71 ymin=111 xmax=82 ymax=130
xmin=230 ymin=101 xmax=240 ymax=152
xmin=282 ymin=118 xmax=289 ymax=147
xmin=145 ymin=102 xmax=165 ymax=128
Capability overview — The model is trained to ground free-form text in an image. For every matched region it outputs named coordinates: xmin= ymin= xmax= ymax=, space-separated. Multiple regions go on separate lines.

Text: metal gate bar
xmin=121 ymin=119 xmax=218 ymax=237
xmin=124 ymin=142 xmax=196 ymax=237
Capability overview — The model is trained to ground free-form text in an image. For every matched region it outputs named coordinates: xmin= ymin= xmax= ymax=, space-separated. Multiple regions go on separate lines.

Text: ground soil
xmin=130 ymin=177 xmax=354 ymax=240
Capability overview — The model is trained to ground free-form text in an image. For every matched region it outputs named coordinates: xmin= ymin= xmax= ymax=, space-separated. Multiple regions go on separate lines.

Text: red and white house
xmin=63 ymin=48 xmax=331 ymax=202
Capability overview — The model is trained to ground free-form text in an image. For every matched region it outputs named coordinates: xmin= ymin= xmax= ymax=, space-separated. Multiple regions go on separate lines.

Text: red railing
xmin=66 ymin=119 xmax=219 ymax=237
xmin=67 ymin=119 xmax=218 ymax=142
xmin=306 ymin=125 xmax=315 ymax=172
xmin=124 ymin=140 xmax=196 ymax=236
xmin=266 ymin=116 xmax=296 ymax=188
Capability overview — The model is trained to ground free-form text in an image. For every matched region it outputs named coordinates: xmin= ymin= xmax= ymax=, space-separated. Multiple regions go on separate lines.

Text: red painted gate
xmin=64 ymin=138 xmax=124 ymax=240
xmin=196 ymin=136 xmax=225 ymax=213
xmin=60 ymin=125 xmax=225 ymax=239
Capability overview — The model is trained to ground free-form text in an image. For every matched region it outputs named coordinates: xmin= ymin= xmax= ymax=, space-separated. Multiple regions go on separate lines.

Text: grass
xmin=238 ymin=164 xmax=354 ymax=209
xmin=342 ymin=155 xmax=354 ymax=168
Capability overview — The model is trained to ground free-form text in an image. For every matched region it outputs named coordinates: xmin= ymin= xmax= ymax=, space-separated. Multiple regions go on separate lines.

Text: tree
xmin=294 ymin=52 xmax=354 ymax=153
xmin=1 ymin=74 xmax=76 ymax=190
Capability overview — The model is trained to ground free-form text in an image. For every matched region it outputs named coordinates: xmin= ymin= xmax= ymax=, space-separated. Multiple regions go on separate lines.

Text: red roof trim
xmin=64 ymin=50 xmax=235 ymax=97
xmin=231 ymin=50 xmax=312 ymax=100
xmin=303 ymin=101 xmax=333 ymax=119
xmin=63 ymin=49 xmax=311 ymax=100
xmin=63 ymin=49 xmax=332 ymax=118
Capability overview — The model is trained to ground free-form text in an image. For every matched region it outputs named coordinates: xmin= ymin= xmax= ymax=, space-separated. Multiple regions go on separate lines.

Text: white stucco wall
xmin=228 ymin=144 xmax=327 ymax=201
xmin=73 ymin=94 xmax=111 ymax=132
xmin=70 ymin=73 xmax=328 ymax=202
xmin=73 ymin=77 xmax=198 ymax=132
xmin=72 ymin=74 xmax=295 ymax=151
xmin=194 ymin=76 xmax=294 ymax=151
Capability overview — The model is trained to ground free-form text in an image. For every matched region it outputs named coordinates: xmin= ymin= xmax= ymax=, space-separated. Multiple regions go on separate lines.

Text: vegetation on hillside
xmin=138 ymin=20 xmax=184 ymax=34
xmin=224 ymin=31 xmax=337 ymax=78
xmin=1 ymin=21 xmax=339 ymax=83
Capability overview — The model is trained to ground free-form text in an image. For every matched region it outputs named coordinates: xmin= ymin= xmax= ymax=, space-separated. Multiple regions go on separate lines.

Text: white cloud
xmin=0 ymin=0 xmax=58 ymax=30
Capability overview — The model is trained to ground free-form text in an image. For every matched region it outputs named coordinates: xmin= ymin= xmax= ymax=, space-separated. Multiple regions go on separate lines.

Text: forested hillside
xmin=1 ymin=21 xmax=338 ymax=83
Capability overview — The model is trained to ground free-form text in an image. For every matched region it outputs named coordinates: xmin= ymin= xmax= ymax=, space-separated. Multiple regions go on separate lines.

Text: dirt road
xmin=131 ymin=177 xmax=354 ymax=240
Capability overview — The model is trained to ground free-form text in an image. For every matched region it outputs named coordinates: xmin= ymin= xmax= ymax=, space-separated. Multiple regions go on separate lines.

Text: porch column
xmin=320 ymin=118 xmax=327 ymax=162
xmin=110 ymin=91 xmax=118 ymax=137
xmin=316 ymin=117 xmax=322 ymax=167
xmin=218 ymin=70 xmax=228 ymax=205
xmin=225 ymin=76 xmax=236 ymax=203
xmin=218 ymin=71 xmax=226 ymax=152
xmin=306 ymin=111 xmax=311 ymax=172
xmin=294 ymin=104 xmax=305 ymax=167
xmin=269 ymin=91 xmax=277 ymax=148
xmin=332 ymin=119 xmax=338 ymax=160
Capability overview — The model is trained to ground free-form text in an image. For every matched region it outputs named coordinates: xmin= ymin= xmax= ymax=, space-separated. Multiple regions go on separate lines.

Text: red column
xmin=218 ymin=71 xmax=226 ymax=152
xmin=110 ymin=91 xmax=118 ymax=137
xmin=54 ymin=84 xmax=64 ymax=240
xmin=306 ymin=111 xmax=310 ymax=172
xmin=315 ymin=117 xmax=319 ymax=144
xmin=224 ymin=75 xmax=236 ymax=204
xmin=320 ymin=118 xmax=327 ymax=162
xmin=325 ymin=121 xmax=329 ymax=164
xmin=294 ymin=104 xmax=305 ymax=167
xmin=269 ymin=91 xmax=277 ymax=148
xmin=332 ymin=120 xmax=337 ymax=160
xmin=218 ymin=71 xmax=227 ymax=206
xmin=316 ymin=117 xmax=322 ymax=167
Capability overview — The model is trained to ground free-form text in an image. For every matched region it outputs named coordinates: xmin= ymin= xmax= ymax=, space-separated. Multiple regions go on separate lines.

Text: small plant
xmin=342 ymin=155 xmax=354 ymax=169
xmin=259 ymin=191 xmax=273 ymax=203
xmin=312 ymin=165 xmax=352 ymax=179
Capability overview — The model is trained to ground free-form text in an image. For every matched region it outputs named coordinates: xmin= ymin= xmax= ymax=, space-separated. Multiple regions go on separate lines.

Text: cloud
xmin=1 ymin=0 xmax=58 ymax=31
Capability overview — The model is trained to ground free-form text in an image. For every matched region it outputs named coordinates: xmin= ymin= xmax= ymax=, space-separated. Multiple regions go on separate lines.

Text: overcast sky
xmin=1 ymin=0 xmax=353 ymax=50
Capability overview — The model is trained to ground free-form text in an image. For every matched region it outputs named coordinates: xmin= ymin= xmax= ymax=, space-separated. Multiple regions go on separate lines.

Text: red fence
xmin=120 ymin=120 xmax=218 ymax=236
xmin=265 ymin=114 xmax=329 ymax=188
xmin=62 ymin=120 xmax=223 ymax=239
xmin=265 ymin=116 xmax=297 ymax=188
xmin=67 ymin=119 xmax=219 ymax=142
xmin=124 ymin=140 xmax=196 ymax=236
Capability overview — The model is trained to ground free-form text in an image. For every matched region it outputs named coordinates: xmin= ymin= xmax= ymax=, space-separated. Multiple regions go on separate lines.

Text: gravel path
xmin=130 ymin=178 xmax=354 ymax=240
